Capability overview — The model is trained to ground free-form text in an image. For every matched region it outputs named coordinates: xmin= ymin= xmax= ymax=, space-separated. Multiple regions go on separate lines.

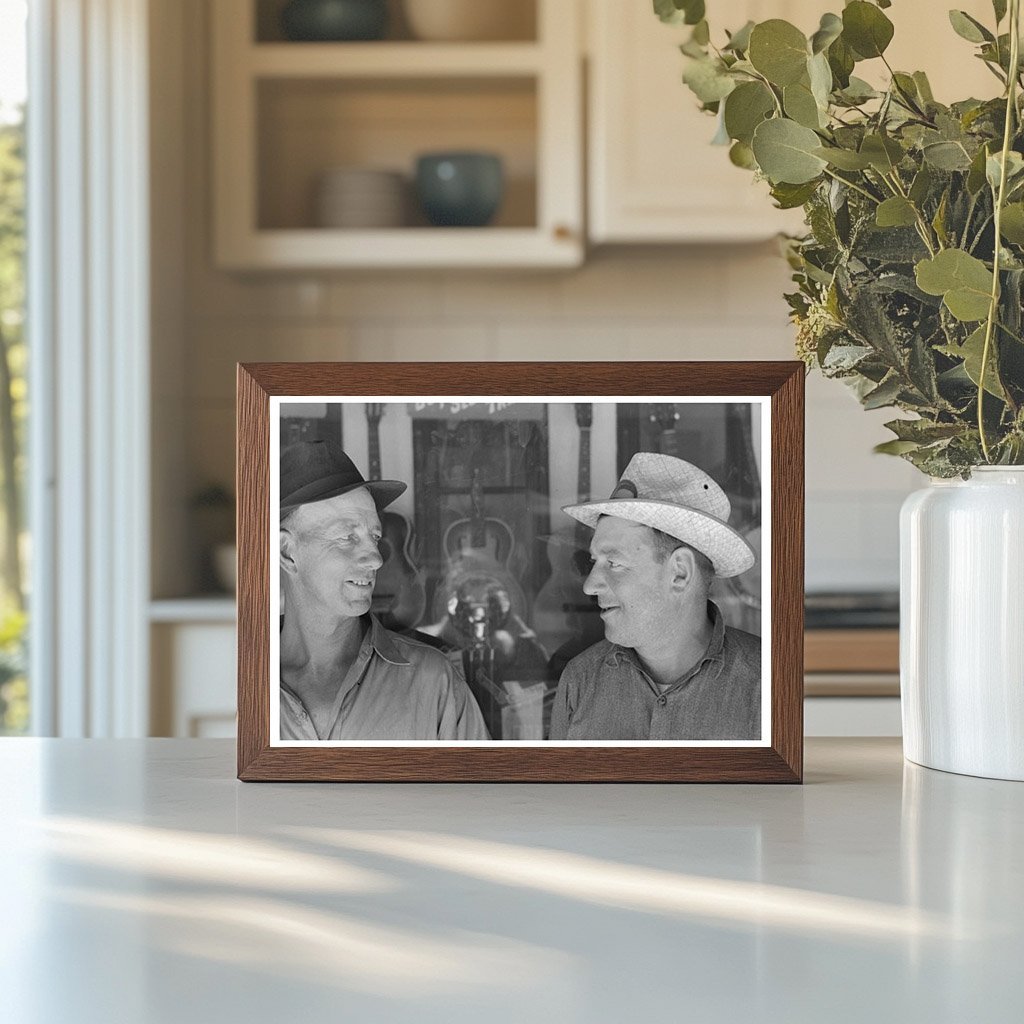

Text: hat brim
xmin=281 ymin=477 xmax=406 ymax=515
xmin=561 ymin=498 xmax=755 ymax=578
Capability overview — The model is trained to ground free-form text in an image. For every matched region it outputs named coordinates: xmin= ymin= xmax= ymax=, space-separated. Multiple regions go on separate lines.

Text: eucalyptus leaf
xmin=808 ymin=52 xmax=833 ymax=110
xmin=827 ymin=35 xmax=856 ymax=89
xmin=724 ymin=20 xmax=755 ymax=53
xmin=993 ymin=0 xmax=1008 ymax=24
xmin=711 ymin=108 xmax=731 ymax=145
xmin=748 ymin=20 xmax=809 ymax=87
xmin=813 ymin=146 xmax=872 ymax=170
xmin=770 ymin=180 xmax=820 ymax=209
xmin=837 ymin=76 xmax=879 ymax=104
xmin=932 ymin=190 xmax=950 ymax=247
xmin=810 ymin=13 xmax=843 ymax=54
xmin=948 ymin=10 xmax=994 ymax=44
xmin=653 ymin=0 xmax=705 ymax=26
xmin=784 ymin=81 xmax=824 ymax=129
xmin=862 ymin=374 xmax=903 ymax=409
xmin=692 ymin=19 xmax=710 ymax=45
xmin=860 ymin=133 xmax=904 ymax=173
xmin=752 ymin=118 xmax=828 ymax=184
xmin=922 ymin=140 xmax=973 ymax=171
xmin=939 ymin=326 xmax=1006 ymax=398
xmin=909 ymin=165 xmax=933 ymax=205
xmin=723 ymin=81 xmax=775 ymax=145
xmin=729 ymin=140 xmax=758 ymax=169
xmin=884 ymin=418 xmax=963 ymax=443
xmin=916 ymin=250 xmax=994 ymax=322
xmin=967 ymin=144 xmax=991 ymax=194
xmin=876 ymin=197 xmax=918 ymax=228
xmin=683 ymin=57 xmax=737 ymax=104
xmin=986 ymin=150 xmax=1024 ymax=191
xmin=1000 ymin=203 xmax=1024 ymax=245
xmin=913 ymin=71 xmax=935 ymax=104
xmin=842 ymin=1 xmax=895 ymax=59
xmin=874 ymin=439 xmax=921 ymax=455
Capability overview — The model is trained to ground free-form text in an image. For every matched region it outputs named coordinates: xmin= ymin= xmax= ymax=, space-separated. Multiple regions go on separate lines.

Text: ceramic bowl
xmin=414 ymin=152 xmax=504 ymax=227
xmin=281 ymin=0 xmax=388 ymax=42
xmin=315 ymin=168 xmax=407 ymax=228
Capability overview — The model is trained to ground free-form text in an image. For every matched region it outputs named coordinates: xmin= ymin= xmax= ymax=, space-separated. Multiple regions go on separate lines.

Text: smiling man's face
xmin=582 ymin=516 xmax=678 ymax=653
xmin=283 ymin=487 xmax=383 ymax=618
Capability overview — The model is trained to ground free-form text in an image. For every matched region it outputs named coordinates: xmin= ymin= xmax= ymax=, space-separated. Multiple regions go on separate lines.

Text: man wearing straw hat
xmin=549 ymin=452 xmax=761 ymax=741
xmin=278 ymin=439 xmax=489 ymax=741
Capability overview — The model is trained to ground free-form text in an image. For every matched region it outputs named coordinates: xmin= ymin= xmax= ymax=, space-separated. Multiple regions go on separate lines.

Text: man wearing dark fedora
xmin=278 ymin=440 xmax=488 ymax=741
xmin=548 ymin=452 xmax=761 ymax=741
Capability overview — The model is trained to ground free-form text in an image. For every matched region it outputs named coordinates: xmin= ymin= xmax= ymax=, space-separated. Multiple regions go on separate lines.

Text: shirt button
xmin=657 ymin=695 xmax=668 ymax=707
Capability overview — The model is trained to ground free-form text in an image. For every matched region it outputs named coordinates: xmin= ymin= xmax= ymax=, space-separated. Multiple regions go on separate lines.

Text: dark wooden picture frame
xmin=237 ymin=362 xmax=804 ymax=782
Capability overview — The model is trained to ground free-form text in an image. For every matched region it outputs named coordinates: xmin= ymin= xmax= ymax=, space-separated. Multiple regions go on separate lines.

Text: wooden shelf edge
xmin=249 ymin=42 xmax=543 ymax=78
xmin=804 ymin=628 xmax=899 ymax=674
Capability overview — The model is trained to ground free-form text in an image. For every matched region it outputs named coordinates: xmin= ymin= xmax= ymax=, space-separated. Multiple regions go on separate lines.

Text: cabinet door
xmin=587 ymin=0 xmax=814 ymax=242
xmin=588 ymin=0 xmax=1000 ymax=244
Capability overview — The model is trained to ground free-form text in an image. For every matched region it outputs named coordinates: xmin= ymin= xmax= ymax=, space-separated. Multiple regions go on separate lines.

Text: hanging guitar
xmin=434 ymin=463 xmax=524 ymax=622
xmin=364 ymin=404 xmax=427 ymax=630
xmin=534 ymin=403 xmax=603 ymax=656
xmin=651 ymin=402 xmax=680 ymax=457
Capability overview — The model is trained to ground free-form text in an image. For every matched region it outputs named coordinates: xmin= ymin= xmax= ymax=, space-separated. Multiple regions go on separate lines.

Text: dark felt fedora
xmin=280 ymin=440 xmax=406 ymax=514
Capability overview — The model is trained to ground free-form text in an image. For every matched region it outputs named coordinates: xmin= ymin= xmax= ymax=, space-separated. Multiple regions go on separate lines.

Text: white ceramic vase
xmin=900 ymin=467 xmax=1024 ymax=781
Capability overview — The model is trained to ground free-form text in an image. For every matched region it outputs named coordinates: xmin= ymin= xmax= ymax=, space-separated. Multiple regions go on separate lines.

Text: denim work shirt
xmin=280 ymin=616 xmax=490 ymax=741
xmin=548 ymin=603 xmax=761 ymax=741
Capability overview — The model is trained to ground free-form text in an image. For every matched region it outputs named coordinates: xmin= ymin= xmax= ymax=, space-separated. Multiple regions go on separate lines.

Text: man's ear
xmin=668 ymin=546 xmax=697 ymax=592
xmin=280 ymin=527 xmax=299 ymax=577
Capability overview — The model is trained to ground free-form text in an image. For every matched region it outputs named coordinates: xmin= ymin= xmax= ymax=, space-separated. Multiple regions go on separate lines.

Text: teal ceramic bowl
xmin=415 ymin=152 xmax=505 ymax=228
xmin=281 ymin=0 xmax=388 ymax=42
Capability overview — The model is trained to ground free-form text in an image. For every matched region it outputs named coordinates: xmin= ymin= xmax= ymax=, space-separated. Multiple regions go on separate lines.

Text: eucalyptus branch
xmin=968 ymin=213 xmax=994 ymax=254
xmin=822 ymin=167 xmax=880 ymax=205
xmin=978 ymin=0 xmax=1021 ymax=461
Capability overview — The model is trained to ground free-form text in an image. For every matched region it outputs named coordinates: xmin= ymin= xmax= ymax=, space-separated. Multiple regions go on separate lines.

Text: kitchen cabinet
xmin=586 ymin=0 xmax=999 ymax=244
xmin=211 ymin=0 xmax=583 ymax=268
xmin=587 ymin=0 xmax=811 ymax=243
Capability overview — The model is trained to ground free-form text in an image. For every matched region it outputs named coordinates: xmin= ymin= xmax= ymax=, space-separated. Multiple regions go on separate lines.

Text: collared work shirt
xmin=280 ymin=616 xmax=490 ymax=741
xmin=549 ymin=604 xmax=761 ymax=740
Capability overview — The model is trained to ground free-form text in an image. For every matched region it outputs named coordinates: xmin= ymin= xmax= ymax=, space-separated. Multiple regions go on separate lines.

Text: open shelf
xmin=257 ymin=76 xmax=537 ymax=232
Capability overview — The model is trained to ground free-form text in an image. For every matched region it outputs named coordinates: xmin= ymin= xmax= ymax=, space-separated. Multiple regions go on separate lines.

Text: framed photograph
xmin=237 ymin=362 xmax=804 ymax=782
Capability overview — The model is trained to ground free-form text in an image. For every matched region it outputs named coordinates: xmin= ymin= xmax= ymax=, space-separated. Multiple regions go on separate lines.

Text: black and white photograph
xmin=270 ymin=396 xmax=770 ymax=747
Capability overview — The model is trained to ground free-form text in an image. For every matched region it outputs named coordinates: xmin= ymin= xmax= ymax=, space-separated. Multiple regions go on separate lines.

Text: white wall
xmin=153 ymin=0 xmax=921 ymax=599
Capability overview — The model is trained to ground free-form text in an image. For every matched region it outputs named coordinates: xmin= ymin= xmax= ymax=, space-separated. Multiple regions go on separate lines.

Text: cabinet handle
xmin=553 ymin=224 xmax=575 ymax=241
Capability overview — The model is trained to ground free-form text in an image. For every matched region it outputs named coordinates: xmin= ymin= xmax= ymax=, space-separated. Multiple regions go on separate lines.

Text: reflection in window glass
xmin=0 ymin=0 xmax=28 ymax=734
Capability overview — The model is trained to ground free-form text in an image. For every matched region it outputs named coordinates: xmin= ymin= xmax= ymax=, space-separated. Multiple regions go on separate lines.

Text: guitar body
xmin=364 ymin=405 xmax=428 ymax=629
xmin=372 ymin=509 xmax=428 ymax=629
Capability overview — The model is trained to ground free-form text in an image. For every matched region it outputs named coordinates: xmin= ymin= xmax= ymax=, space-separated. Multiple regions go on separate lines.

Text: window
xmin=0 ymin=0 xmax=28 ymax=734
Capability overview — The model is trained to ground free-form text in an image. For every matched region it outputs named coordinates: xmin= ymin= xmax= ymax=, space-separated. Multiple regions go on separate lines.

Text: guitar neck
xmin=577 ymin=427 xmax=591 ymax=503
xmin=367 ymin=420 xmax=382 ymax=481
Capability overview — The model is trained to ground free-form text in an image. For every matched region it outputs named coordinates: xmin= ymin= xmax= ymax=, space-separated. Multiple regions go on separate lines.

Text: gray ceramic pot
xmin=415 ymin=152 xmax=505 ymax=227
xmin=280 ymin=0 xmax=388 ymax=41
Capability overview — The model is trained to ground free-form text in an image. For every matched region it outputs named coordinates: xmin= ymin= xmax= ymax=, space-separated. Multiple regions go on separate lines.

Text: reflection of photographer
xmin=439 ymin=573 xmax=548 ymax=683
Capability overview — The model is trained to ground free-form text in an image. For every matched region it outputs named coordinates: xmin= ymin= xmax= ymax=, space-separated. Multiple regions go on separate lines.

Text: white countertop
xmin=1 ymin=738 xmax=1020 ymax=1023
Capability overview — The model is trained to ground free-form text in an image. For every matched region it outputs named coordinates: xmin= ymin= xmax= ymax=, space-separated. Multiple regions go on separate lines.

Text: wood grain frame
xmin=237 ymin=362 xmax=804 ymax=782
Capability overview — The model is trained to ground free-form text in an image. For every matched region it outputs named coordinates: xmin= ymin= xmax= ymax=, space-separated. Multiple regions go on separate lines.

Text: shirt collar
xmin=366 ymin=614 xmax=412 ymax=667
xmin=604 ymin=601 xmax=727 ymax=674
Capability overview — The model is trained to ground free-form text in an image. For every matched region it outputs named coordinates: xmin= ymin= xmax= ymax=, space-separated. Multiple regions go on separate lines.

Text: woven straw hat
xmin=561 ymin=452 xmax=755 ymax=578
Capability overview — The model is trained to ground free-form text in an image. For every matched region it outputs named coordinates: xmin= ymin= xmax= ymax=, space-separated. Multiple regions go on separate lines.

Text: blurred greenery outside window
xmin=0 ymin=0 xmax=28 ymax=734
